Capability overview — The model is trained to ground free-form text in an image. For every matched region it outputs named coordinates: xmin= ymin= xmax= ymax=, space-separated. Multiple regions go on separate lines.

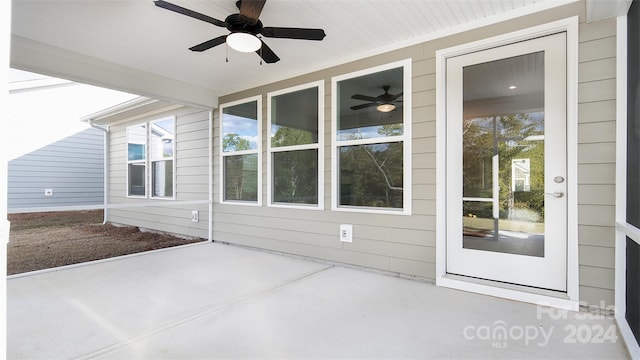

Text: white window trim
xmin=330 ymin=58 xmax=412 ymax=215
xmin=126 ymin=123 xmax=147 ymax=199
xmin=149 ymin=116 xmax=177 ymax=200
xmin=267 ymin=80 xmax=324 ymax=210
xmin=219 ymin=95 xmax=263 ymax=206
xmin=435 ymin=17 xmax=579 ymax=310
xmin=126 ymin=116 xmax=177 ymax=200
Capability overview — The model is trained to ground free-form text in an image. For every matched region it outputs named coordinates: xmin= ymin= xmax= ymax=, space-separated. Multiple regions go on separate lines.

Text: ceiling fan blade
xmin=261 ymin=27 xmax=326 ymax=41
xmin=351 ymin=94 xmax=378 ymax=102
xmin=390 ymin=92 xmax=403 ymax=101
xmin=350 ymin=103 xmax=377 ymax=111
xmin=154 ymin=0 xmax=226 ymax=27
xmin=189 ymin=36 xmax=227 ymax=52
xmin=239 ymin=0 xmax=266 ymax=24
xmin=256 ymin=40 xmax=280 ymax=63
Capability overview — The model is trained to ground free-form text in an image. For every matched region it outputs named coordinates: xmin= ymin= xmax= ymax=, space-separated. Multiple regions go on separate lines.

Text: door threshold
xmin=438 ymin=273 xmax=579 ymax=311
xmin=445 ymin=273 xmax=568 ymax=298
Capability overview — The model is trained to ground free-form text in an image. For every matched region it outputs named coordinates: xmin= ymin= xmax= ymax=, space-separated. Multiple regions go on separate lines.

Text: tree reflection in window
xmin=334 ymin=62 xmax=408 ymax=211
xmin=221 ymin=97 xmax=261 ymax=204
xmin=224 ymin=154 xmax=258 ymax=201
xmin=268 ymin=84 xmax=321 ymax=206
xmin=463 ymin=112 xmax=545 ymax=221
xmin=340 ymin=142 xmax=403 ymax=208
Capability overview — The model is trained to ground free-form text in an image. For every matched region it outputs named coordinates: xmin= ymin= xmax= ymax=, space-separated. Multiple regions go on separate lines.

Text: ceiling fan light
xmin=227 ymin=32 xmax=261 ymax=53
xmin=376 ymin=103 xmax=396 ymax=113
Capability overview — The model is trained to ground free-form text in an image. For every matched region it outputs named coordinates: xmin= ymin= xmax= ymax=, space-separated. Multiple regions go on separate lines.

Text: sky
xmin=6 ymin=69 xmax=139 ymax=160
xmin=222 ymin=114 xmax=259 ymax=150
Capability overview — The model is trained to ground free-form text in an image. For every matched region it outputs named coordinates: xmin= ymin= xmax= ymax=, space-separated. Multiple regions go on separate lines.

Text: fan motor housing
xmin=225 ymin=13 xmax=263 ymax=35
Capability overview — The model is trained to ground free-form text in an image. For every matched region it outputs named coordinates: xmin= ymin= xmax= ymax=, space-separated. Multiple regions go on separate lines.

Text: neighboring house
xmin=7 ymin=127 xmax=104 ymax=212
xmin=16 ymin=0 xmax=640 ymax=355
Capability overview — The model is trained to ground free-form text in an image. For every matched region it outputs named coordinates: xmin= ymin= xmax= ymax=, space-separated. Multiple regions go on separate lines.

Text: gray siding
xmin=107 ymin=107 xmax=210 ymax=239
xmin=214 ymin=55 xmax=437 ymax=278
xmin=8 ymin=127 xmax=104 ymax=211
xmin=97 ymin=2 xmax=616 ymax=309
xmin=213 ymin=2 xmax=618 ymax=309
xmin=577 ymin=17 xmax=617 ymax=308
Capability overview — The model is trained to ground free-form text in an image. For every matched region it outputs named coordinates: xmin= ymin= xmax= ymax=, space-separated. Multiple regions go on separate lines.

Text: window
xmin=127 ymin=123 xmax=147 ymax=197
xmin=220 ymin=96 xmax=261 ymax=205
xmin=150 ymin=118 xmax=175 ymax=198
xmin=332 ymin=59 xmax=411 ymax=214
xmin=267 ymin=81 xmax=324 ymax=208
xmin=126 ymin=116 xmax=175 ymax=199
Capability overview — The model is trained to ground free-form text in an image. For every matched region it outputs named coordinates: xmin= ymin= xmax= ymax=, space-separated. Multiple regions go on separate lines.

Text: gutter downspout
xmin=87 ymin=120 xmax=109 ymax=225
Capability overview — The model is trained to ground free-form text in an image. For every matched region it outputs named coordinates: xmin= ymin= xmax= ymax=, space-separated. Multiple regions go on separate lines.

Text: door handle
xmin=545 ymin=191 xmax=564 ymax=198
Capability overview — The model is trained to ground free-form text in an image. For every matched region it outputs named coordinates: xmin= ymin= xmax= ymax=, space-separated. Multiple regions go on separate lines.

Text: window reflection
xmin=222 ymin=101 xmax=259 ymax=152
xmin=150 ymin=117 xmax=174 ymax=198
xmin=339 ymin=142 xmax=403 ymax=209
xmin=461 ymin=51 xmax=545 ymax=257
xmin=337 ymin=67 xmax=403 ymax=141
xmin=271 ymin=87 xmax=318 ymax=147
xmin=272 ymin=149 xmax=318 ymax=204
xmin=126 ymin=124 xmax=146 ymax=161
xmin=224 ymin=154 xmax=258 ymax=201
xmin=335 ymin=64 xmax=406 ymax=210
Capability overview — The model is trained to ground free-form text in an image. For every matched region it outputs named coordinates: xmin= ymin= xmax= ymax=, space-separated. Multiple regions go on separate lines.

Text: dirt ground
xmin=7 ymin=210 xmax=204 ymax=275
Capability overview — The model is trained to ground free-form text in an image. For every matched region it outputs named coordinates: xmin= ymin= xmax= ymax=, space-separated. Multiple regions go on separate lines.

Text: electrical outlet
xmin=339 ymin=224 xmax=353 ymax=242
xmin=191 ymin=210 xmax=199 ymax=223
xmin=44 ymin=189 xmax=53 ymax=197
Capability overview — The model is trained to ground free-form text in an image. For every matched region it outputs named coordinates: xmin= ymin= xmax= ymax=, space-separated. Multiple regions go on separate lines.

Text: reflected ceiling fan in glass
xmin=350 ymin=85 xmax=403 ymax=113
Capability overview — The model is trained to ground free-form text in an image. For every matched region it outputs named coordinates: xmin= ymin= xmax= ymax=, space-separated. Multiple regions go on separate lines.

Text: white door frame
xmin=446 ymin=33 xmax=567 ymax=291
xmin=435 ymin=17 xmax=580 ymax=310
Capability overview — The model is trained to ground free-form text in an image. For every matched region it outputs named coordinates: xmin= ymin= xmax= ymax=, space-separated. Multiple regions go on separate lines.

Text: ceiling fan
xmin=351 ymin=86 xmax=403 ymax=113
xmin=154 ymin=0 xmax=326 ymax=64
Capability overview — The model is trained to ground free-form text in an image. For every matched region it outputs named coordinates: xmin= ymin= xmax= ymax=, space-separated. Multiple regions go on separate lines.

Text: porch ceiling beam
xmin=10 ymin=35 xmax=218 ymax=110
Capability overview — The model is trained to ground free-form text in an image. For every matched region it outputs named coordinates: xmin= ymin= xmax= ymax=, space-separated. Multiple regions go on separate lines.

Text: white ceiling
xmin=9 ymin=0 xmax=624 ymax=109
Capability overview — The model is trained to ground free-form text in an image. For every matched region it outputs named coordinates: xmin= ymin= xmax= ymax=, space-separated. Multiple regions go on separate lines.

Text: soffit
xmin=586 ymin=0 xmax=632 ymax=22
xmin=11 ymin=0 xmax=583 ymax=108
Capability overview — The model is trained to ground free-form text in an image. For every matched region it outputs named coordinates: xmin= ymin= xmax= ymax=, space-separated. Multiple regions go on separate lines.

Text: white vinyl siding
xmin=109 ymin=107 xmax=209 ymax=239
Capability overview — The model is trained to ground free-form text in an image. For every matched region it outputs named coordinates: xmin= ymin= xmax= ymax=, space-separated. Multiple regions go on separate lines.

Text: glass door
xmin=445 ymin=33 xmax=567 ymax=291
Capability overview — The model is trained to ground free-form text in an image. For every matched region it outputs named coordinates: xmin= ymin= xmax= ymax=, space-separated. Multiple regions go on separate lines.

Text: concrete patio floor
xmin=7 ymin=242 xmax=630 ymax=359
